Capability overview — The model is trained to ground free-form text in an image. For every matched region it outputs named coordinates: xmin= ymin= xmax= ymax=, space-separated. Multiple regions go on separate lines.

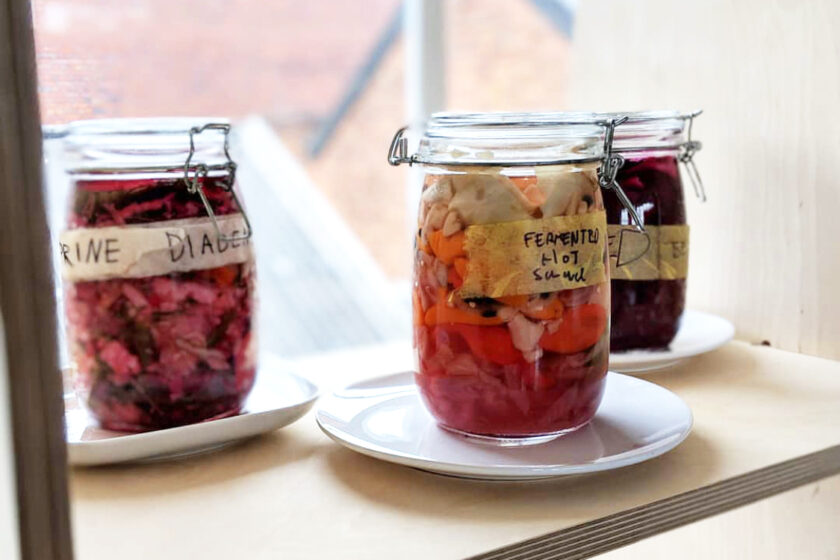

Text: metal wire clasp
xmin=388 ymin=126 xmax=415 ymax=166
xmin=678 ymin=110 xmax=706 ymax=202
xmin=184 ymin=123 xmax=252 ymax=243
xmin=599 ymin=117 xmax=646 ymax=233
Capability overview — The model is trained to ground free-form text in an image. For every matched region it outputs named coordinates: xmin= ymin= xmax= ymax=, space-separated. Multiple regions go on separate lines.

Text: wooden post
xmin=0 ymin=0 xmax=74 ymax=558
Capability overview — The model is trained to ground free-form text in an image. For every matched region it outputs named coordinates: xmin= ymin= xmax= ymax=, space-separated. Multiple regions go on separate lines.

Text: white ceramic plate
xmin=316 ymin=371 xmax=692 ymax=480
xmin=67 ymin=368 xmax=318 ymax=466
xmin=609 ymin=309 xmax=735 ymax=374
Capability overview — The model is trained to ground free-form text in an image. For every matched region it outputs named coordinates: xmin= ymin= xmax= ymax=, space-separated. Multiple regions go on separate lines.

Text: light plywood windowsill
xmin=70 ymin=341 xmax=840 ymax=560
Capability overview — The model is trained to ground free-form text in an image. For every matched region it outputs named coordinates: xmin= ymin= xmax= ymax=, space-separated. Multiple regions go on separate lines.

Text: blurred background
xmin=33 ymin=0 xmax=577 ymax=359
xmin=33 ymin=0 xmax=575 ymax=278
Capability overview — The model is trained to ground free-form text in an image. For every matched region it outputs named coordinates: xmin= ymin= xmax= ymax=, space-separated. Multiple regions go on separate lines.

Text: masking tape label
xmin=59 ymin=214 xmax=252 ymax=282
xmin=608 ymin=224 xmax=689 ymax=280
xmin=460 ymin=211 xmax=608 ymax=298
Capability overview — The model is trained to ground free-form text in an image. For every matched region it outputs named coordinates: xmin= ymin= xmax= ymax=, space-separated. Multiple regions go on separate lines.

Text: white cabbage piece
xmin=537 ymin=165 xmax=600 ymax=218
xmin=446 ymin=173 xmax=535 ymax=225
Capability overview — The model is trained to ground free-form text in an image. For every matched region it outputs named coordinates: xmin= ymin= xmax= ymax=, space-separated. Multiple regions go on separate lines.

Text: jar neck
xmin=418 ymin=161 xmax=602 ymax=176
xmin=71 ymin=172 xmax=232 ymax=193
xmin=616 ymin=148 xmax=680 ymax=161
xmin=68 ymin=168 xmax=230 ymax=185
xmin=61 ymin=118 xmax=231 ymax=175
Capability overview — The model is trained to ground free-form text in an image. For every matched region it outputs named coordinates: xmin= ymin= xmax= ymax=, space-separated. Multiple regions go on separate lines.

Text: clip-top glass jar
xmin=58 ymin=118 xmax=257 ymax=432
xmin=389 ymin=113 xmax=640 ymax=444
xmin=602 ymin=111 xmax=704 ymax=351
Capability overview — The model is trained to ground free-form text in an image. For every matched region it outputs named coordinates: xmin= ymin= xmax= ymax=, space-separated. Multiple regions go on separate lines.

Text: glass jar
xmin=58 ymin=119 xmax=257 ymax=432
xmin=602 ymin=111 xmax=704 ymax=351
xmin=389 ymin=113 xmax=639 ymax=444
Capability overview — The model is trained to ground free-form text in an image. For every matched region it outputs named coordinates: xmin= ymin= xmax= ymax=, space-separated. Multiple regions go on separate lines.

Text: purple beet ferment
xmin=605 ymin=155 xmax=687 ymax=351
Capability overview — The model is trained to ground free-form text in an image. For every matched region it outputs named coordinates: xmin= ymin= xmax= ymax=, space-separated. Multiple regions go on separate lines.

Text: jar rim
xmin=59 ymin=117 xmax=232 ymax=175
xmin=430 ymin=109 xmax=697 ymax=125
xmin=590 ymin=110 xmax=700 ymax=153
xmin=405 ymin=112 xmax=611 ymax=167
xmin=429 ymin=110 xmax=700 ymax=153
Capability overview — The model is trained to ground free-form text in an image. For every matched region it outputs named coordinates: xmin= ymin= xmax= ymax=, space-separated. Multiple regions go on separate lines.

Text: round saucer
xmin=609 ymin=309 xmax=735 ymax=374
xmin=67 ymin=366 xmax=319 ymax=466
xmin=316 ymin=371 xmax=692 ymax=481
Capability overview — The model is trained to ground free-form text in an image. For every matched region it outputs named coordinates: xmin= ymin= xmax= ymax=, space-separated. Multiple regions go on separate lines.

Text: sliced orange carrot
xmin=539 ymin=304 xmax=607 ymax=354
xmin=447 ymin=266 xmax=463 ymax=288
xmin=510 ymin=176 xmax=537 ymax=190
xmin=424 ymin=301 xmax=504 ymax=327
xmin=452 ymin=324 xmax=520 ymax=365
xmin=416 ymin=233 xmax=432 ymax=255
xmin=496 ymin=294 xmax=529 ymax=307
xmin=523 ymin=298 xmax=565 ymax=321
xmin=436 ymin=286 xmax=448 ymax=303
xmin=452 ymin=257 xmax=468 ymax=280
xmin=427 ymin=230 xmax=466 ymax=265
xmin=510 ymin=175 xmax=546 ymax=206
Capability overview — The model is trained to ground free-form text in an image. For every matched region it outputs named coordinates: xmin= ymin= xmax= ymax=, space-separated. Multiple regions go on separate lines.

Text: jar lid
xmin=389 ymin=112 xmax=650 ymax=231
xmin=452 ymin=110 xmax=706 ymax=201
xmin=389 ymin=112 xmax=616 ymax=167
xmin=438 ymin=110 xmax=701 ymax=152
xmin=59 ymin=117 xmax=232 ymax=175
xmin=589 ymin=110 xmax=701 ymax=153
xmin=599 ymin=110 xmax=705 ymax=200
xmin=57 ymin=118 xmax=252 ymax=242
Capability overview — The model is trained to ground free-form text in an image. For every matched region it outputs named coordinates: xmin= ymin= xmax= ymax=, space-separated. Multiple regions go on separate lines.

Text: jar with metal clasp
xmin=59 ymin=118 xmax=257 ymax=432
xmin=389 ymin=112 xmax=644 ymax=444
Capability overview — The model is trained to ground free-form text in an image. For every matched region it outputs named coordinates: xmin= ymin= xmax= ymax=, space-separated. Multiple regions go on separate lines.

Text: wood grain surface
xmin=569 ymin=0 xmax=840 ymax=361
xmin=569 ymin=3 xmax=840 ymax=558
xmin=70 ymin=342 xmax=840 ymax=560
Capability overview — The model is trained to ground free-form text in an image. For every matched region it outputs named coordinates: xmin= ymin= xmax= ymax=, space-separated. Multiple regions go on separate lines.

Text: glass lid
xmin=431 ymin=110 xmax=701 ymax=153
xmin=590 ymin=110 xmax=701 ymax=153
xmin=390 ymin=112 xmax=617 ymax=167
xmin=58 ymin=117 xmax=232 ymax=174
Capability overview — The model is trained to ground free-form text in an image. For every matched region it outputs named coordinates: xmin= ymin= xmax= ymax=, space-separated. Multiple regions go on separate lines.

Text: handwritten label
xmin=608 ymin=224 xmax=689 ymax=280
xmin=460 ymin=211 xmax=608 ymax=298
xmin=59 ymin=215 xmax=253 ymax=282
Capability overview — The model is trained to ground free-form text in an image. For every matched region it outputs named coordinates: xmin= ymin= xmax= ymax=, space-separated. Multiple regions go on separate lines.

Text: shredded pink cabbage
xmin=65 ymin=177 xmax=256 ymax=432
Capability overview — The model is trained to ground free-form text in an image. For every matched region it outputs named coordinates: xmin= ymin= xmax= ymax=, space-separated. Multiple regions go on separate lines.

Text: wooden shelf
xmin=70 ymin=341 xmax=840 ymax=560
